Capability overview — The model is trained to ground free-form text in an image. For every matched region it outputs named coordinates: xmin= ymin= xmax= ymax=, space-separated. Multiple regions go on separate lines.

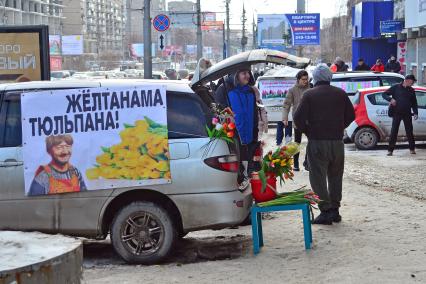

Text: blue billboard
xmin=380 ymin=20 xmax=404 ymax=34
xmin=257 ymin=14 xmax=320 ymax=51
xmin=285 ymin=13 xmax=320 ymax=45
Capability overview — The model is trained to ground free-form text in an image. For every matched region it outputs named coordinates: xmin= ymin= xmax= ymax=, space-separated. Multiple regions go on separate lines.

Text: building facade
xmin=0 ymin=0 xmax=64 ymax=34
xmin=62 ymin=0 xmax=126 ymax=61
xmin=400 ymin=0 xmax=426 ymax=85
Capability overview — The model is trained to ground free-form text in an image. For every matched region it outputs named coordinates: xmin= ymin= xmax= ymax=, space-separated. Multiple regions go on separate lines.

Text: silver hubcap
xmin=121 ymin=212 xmax=164 ymax=256
xmin=359 ymin=132 xmax=375 ymax=146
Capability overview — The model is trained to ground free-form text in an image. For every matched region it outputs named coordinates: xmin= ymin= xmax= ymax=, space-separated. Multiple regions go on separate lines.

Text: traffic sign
xmin=153 ymin=14 xmax=170 ymax=32
xmin=158 ymin=33 xmax=166 ymax=50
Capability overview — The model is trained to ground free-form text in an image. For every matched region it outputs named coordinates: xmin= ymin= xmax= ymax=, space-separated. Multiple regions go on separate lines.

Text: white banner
xmin=21 ymin=86 xmax=170 ymax=196
xmin=62 ymin=35 xmax=83 ymax=55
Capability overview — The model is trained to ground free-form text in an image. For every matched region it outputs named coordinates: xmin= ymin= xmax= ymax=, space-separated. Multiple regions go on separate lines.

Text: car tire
xmin=354 ymin=127 xmax=379 ymax=150
xmin=110 ymin=201 xmax=176 ymax=264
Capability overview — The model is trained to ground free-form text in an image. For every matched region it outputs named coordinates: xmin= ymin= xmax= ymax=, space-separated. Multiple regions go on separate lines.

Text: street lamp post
xmin=196 ymin=0 xmax=202 ymax=60
xmin=143 ymin=0 xmax=152 ymax=79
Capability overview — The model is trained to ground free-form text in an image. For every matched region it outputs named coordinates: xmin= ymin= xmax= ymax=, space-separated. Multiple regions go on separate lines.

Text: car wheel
xmin=110 ymin=201 xmax=176 ymax=264
xmin=354 ymin=127 xmax=379 ymax=150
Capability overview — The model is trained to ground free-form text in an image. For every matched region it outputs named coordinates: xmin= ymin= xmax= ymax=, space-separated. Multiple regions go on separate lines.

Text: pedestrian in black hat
xmin=382 ymin=74 xmax=418 ymax=156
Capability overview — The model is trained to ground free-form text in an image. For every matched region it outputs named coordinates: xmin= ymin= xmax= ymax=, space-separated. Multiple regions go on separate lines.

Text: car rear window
xmin=381 ymin=76 xmax=403 ymax=87
xmin=331 ymin=77 xmax=380 ymax=95
xmin=167 ymin=91 xmax=211 ymax=139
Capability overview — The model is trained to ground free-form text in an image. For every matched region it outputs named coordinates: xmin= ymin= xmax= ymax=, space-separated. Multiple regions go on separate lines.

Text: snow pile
xmin=0 ymin=231 xmax=81 ymax=271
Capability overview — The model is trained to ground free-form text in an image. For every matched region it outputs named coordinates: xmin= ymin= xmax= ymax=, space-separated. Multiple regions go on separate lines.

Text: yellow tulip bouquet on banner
xmin=86 ymin=116 xmax=170 ymax=180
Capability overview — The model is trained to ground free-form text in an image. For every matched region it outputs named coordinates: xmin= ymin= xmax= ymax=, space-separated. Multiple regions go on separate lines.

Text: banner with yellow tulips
xmin=21 ymin=85 xmax=171 ymax=196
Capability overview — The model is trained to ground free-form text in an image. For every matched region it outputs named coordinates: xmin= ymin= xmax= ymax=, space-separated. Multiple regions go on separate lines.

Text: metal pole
xmin=196 ymin=0 xmax=203 ymax=60
xmin=296 ymin=0 xmax=305 ymax=57
xmin=225 ymin=0 xmax=230 ymax=57
xmin=143 ymin=0 xmax=152 ymax=79
xmin=223 ymin=22 xmax=226 ymax=59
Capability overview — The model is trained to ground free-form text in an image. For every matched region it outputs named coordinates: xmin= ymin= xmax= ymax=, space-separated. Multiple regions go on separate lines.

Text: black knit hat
xmin=405 ymin=74 xmax=417 ymax=82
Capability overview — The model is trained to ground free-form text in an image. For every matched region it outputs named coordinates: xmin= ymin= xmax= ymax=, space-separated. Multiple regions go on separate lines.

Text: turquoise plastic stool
xmin=251 ymin=203 xmax=313 ymax=255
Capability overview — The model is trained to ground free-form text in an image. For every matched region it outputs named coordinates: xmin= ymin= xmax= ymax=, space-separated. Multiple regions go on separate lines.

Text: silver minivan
xmin=0 ymin=50 xmax=309 ymax=264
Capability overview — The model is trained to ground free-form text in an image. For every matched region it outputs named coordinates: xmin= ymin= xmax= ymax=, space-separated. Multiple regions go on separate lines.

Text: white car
xmin=346 ymin=86 xmax=426 ymax=150
xmin=257 ymin=70 xmax=404 ymax=123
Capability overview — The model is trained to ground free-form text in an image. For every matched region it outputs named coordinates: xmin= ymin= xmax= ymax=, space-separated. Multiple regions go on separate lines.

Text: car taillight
xmin=204 ymin=155 xmax=239 ymax=172
xmin=253 ymin=145 xmax=263 ymax=162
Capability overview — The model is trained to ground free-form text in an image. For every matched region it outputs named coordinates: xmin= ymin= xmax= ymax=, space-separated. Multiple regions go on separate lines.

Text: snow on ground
xmin=0 ymin=231 xmax=81 ymax=271
xmin=83 ymin=131 xmax=426 ymax=283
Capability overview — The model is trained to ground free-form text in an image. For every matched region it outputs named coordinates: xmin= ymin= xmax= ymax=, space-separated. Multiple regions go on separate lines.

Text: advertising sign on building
xmin=50 ymin=56 xmax=62 ymax=71
xmin=397 ymin=41 xmax=407 ymax=74
xmin=129 ymin=43 xmax=156 ymax=58
xmin=201 ymin=21 xmax=224 ymax=31
xmin=0 ymin=25 xmax=50 ymax=83
xmin=49 ymin=35 xmax=61 ymax=55
xmin=21 ymin=86 xmax=170 ymax=196
xmin=380 ymin=20 xmax=404 ymax=37
xmin=286 ymin=13 xmax=320 ymax=45
xmin=62 ymin=35 xmax=84 ymax=55
xmin=257 ymin=14 xmax=320 ymax=50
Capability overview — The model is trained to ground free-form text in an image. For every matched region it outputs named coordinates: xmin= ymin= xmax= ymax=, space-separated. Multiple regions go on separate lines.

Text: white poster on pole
xmin=21 ymin=86 xmax=170 ymax=196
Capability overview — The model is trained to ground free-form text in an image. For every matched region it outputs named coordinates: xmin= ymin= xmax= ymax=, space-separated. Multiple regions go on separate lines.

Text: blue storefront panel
xmin=352 ymin=39 xmax=397 ymax=68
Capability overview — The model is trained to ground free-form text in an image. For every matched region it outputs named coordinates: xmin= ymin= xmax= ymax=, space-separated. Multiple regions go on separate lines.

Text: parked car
xmin=50 ymin=70 xmax=71 ymax=80
xmin=257 ymin=70 xmax=404 ymax=124
xmin=0 ymin=49 xmax=310 ymax=264
xmin=331 ymin=71 xmax=405 ymax=98
xmin=346 ymin=86 xmax=426 ymax=150
xmin=152 ymin=71 xmax=167 ymax=80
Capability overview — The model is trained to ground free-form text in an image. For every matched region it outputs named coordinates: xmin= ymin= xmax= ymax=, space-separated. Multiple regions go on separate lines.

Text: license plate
xmin=268 ymin=106 xmax=282 ymax=112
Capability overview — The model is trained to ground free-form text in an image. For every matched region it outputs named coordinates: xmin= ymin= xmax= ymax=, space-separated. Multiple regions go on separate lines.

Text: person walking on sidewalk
xmin=294 ymin=64 xmax=355 ymax=225
xmin=382 ymin=74 xmax=418 ymax=156
xmin=282 ymin=70 xmax=310 ymax=171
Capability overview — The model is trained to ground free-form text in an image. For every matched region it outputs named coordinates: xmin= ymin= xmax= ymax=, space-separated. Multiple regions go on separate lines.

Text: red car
xmin=346 ymin=86 xmax=426 ymax=150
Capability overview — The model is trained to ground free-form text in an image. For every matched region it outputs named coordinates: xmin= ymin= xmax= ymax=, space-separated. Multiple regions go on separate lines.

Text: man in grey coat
xmin=282 ymin=70 xmax=310 ymax=170
xmin=294 ymin=64 xmax=355 ymax=225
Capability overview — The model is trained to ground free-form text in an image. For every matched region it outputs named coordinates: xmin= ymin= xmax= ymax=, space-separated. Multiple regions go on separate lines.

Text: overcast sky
xmin=199 ymin=0 xmax=347 ymax=28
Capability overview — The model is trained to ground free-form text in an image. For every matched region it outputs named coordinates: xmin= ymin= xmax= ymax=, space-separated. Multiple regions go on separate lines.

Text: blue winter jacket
xmin=228 ymin=85 xmax=255 ymax=145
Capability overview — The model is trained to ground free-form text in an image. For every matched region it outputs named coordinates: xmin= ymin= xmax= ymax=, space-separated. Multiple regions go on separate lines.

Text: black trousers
xmin=293 ymin=128 xmax=302 ymax=168
xmin=236 ymin=141 xmax=258 ymax=183
xmin=389 ymin=114 xmax=415 ymax=152
xmin=307 ymin=140 xmax=345 ymax=212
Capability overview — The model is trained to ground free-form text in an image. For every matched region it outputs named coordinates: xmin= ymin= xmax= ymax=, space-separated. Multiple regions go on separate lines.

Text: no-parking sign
xmin=153 ymin=14 xmax=170 ymax=32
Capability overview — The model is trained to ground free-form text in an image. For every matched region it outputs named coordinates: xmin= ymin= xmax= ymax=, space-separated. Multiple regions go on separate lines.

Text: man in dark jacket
xmin=294 ymin=64 xmax=355 ymax=225
xmin=354 ymin=58 xmax=370 ymax=71
xmin=385 ymin=55 xmax=402 ymax=73
xmin=382 ymin=74 xmax=418 ymax=156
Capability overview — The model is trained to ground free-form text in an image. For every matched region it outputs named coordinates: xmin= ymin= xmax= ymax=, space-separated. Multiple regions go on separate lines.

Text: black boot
xmin=329 ymin=208 xmax=342 ymax=223
xmin=312 ymin=211 xmax=332 ymax=225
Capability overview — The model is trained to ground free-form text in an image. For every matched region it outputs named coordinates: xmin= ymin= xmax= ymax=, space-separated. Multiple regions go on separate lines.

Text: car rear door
xmin=414 ymin=90 xmax=426 ymax=136
xmin=365 ymin=91 xmax=406 ymax=137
